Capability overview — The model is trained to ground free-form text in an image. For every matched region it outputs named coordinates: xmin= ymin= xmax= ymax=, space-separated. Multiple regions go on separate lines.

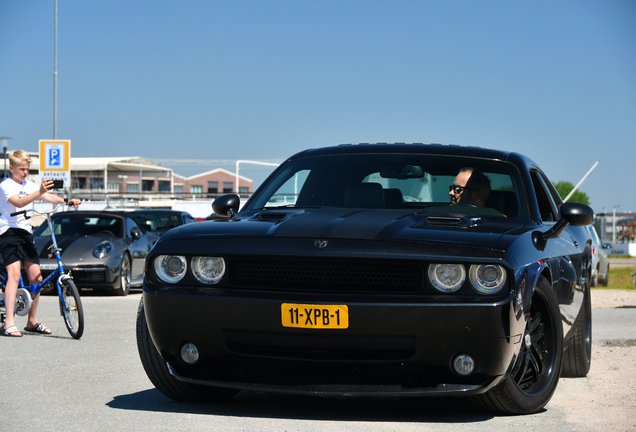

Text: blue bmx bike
xmin=0 ymin=204 xmax=84 ymax=339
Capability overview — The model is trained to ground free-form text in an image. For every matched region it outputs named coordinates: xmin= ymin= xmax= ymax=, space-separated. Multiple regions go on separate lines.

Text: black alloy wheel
xmin=472 ymin=275 xmax=563 ymax=414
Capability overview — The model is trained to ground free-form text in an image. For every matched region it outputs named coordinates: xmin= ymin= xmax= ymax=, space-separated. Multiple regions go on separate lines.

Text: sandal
xmin=24 ymin=323 xmax=52 ymax=335
xmin=3 ymin=324 xmax=22 ymax=337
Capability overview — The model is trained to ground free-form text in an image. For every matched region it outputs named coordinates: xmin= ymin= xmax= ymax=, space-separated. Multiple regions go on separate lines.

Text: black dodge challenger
xmin=137 ymin=143 xmax=594 ymax=415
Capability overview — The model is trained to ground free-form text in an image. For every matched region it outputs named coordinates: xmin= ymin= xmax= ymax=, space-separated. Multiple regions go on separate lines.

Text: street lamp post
xmin=1 ymin=137 xmax=12 ymax=179
xmin=613 ymin=205 xmax=620 ymax=243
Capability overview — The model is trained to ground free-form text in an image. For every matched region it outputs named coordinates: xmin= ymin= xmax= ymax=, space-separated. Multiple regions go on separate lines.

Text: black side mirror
xmin=533 ymin=202 xmax=594 ymax=251
xmin=560 ymin=202 xmax=595 ymax=226
xmin=130 ymin=226 xmax=142 ymax=240
xmin=212 ymin=194 xmax=240 ymax=218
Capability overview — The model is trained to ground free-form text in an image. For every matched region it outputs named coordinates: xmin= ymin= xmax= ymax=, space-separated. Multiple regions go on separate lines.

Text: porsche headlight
xmin=192 ymin=256 xmax=225 ymax=284
xmin=469 ymin=264 xmax=507 ymax=295
xmin=154 ymin=255 xmax=187 ymax=283
xmin=93 ymin=242 xmax=113 ymax=259
xmin=428 ymin=264 xmax=466 ymax=293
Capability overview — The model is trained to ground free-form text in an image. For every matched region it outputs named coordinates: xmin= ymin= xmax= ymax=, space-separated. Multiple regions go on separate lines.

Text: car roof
xmin=53 ymin=210 xmax=127 ymax=218
xmin=287 ymin=143 xmax=535 ymax=166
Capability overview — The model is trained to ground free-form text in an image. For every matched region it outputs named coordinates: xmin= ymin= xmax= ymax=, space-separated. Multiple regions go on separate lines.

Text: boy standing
xmin=1 ymin=150 xmax=80 ymax=337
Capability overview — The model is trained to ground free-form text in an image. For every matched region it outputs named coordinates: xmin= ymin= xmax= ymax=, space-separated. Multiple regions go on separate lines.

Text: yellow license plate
xmin=281 ymin=303 xmax=349 ymax=329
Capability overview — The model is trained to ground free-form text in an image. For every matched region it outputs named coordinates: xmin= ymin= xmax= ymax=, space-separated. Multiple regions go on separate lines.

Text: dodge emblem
xmin=314 ymin=239 xmax=329 ymax=249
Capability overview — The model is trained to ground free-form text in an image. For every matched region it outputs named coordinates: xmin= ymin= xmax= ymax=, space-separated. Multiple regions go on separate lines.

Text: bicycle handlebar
xmin=10 ymin=203 xmax=68 ymax=218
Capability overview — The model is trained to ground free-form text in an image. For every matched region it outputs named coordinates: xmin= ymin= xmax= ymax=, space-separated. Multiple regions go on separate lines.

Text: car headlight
xmin=469 ymin=264 xmax=507 ymax=294
xmin=192 ymin=256 xmax=225 ymax=284
xmin=93 ymin=242 xmax=113 ymax=259
xmin=154 ymin=255 xmax=187 ymax=283
xmin=428 ymin=264 xmax=466 ymax=293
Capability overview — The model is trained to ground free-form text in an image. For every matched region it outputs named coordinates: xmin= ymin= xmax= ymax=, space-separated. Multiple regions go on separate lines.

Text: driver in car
xmin=449 ymin=167 xmax=491 ymax=207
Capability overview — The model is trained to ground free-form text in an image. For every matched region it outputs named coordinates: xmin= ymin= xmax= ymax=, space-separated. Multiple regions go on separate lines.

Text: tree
xmin=553 ymin=181 xmax=591 ymax=205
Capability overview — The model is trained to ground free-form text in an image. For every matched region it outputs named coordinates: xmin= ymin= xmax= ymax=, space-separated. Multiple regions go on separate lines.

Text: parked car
xmin=586 ymin=225 xmax=610 ymax=286
xmin=34 ymin=211 xmax=159 ymax=295
xmin=123 ymin=209 xmax=196 ymax=236
xmin=137 ymin=143 xmax=594 ymax=415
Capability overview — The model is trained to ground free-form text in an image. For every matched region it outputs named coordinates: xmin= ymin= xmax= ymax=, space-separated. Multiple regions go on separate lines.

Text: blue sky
xmin=1 ymin=0 xmax=635 ymax=214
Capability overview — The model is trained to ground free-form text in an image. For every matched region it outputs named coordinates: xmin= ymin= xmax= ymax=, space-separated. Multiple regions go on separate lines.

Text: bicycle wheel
xmin=59 ymin=278 xmax=84 ymax=339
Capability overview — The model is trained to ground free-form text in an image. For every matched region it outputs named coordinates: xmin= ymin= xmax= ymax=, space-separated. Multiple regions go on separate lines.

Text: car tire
xmin=112 ymin=254 xmax=131 ymax=296
xmin=591 ymin=265 xmax=598 ymax=287
xmin=561 ymin=274 xmax=592 ymax=377
xmin=471 ymin=275 xmax=563 ymax=414
xmin=599 ymin=264 xmax=609 ymax=286
xmin=136 ymin=297 xmax=240 ymax=402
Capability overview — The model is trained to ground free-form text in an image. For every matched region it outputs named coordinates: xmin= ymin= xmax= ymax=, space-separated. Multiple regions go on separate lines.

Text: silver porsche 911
xmin=34 ymin=211 xmax=158 ymax=295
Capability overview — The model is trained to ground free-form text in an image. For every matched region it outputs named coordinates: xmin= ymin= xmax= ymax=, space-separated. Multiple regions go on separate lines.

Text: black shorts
xmin=0 ymin=228 xmax=40 ymax=266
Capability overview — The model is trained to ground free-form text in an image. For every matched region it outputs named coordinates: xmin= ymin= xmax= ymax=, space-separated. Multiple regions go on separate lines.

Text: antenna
xmin=563 ymin=161 xmax=599 ymax=202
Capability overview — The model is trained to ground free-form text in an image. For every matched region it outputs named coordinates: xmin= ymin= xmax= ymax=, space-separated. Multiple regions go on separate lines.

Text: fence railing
xmin=61 ymin=190 xmax=254 ymax=201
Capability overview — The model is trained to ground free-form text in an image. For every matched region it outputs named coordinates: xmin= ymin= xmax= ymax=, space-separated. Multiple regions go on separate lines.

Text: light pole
xmin=54 ymin=0 xmax=58 ymax=139
xmin=613 ymin=205 xmax=620 ymax=243
xmin=1 ymin=137 xmax=12 ymax=179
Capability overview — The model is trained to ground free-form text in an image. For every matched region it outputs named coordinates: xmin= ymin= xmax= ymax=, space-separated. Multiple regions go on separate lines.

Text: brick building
xmin=25 ymin=155 xmax=252 ymax=198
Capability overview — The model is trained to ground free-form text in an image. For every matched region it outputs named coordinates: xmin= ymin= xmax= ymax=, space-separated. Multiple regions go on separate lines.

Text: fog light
xmin=453 ymin=354 xmax=475 ymax=375
xmin=180 ymin=343 xmax=199 ymax=365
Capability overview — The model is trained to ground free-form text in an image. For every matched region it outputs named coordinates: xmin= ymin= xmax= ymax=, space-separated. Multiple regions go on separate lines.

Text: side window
xmin=264 ymin=170 xmax=310 ymax=207
xmin=530 ymin=171 xmax=558 ymax=222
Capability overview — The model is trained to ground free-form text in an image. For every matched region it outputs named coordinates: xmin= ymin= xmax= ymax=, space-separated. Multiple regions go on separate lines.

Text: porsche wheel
xmin=136 ymin=297 xmax=240 ymax=402
xmin=472 ymin=276 xmax=563 ymax=414
xmin=112 ymin=254 xmax=131 ymax=296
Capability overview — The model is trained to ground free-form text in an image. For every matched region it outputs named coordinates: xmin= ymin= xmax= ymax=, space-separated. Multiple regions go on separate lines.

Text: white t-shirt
xmin=0 ymin=178 xmax=40 ymax=235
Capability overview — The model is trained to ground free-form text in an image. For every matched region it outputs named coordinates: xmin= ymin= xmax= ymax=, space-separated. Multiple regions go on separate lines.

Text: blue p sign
xmin=49 ymin=148 xmax=61 ymax=167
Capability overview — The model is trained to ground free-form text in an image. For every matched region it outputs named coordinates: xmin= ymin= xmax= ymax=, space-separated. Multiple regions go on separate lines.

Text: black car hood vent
xmin=255 ymin=212 xmax=290 ymax=222
xmin=426 ymin=217 xmax=462 ymax=226
xmin=422 ymin=216 xmax=489 ymax=229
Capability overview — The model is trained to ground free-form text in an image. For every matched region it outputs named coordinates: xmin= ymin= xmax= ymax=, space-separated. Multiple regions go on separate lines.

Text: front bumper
xmin=143 ymin=285 xmax=524 ymax=397
xmin=39 ymin=260 xmax=121 ymax=291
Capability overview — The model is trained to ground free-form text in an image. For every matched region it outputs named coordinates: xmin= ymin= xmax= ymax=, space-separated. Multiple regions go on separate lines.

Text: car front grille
xmin=228 ymin=258 xmax=423 ymax=293
xmin=224 ymin=330 xmax=416 ymax=361
xmin=72 ymin=269 xmax=107 ymax=284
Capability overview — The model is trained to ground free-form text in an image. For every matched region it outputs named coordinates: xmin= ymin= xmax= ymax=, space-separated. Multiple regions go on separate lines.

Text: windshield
xmin=248 ymin=154 xmax=528 ymax=219
xmin=34 ymin=215 xmax=124 ymax=238
xmin=131 ymin=213 xmax=182 ymax=234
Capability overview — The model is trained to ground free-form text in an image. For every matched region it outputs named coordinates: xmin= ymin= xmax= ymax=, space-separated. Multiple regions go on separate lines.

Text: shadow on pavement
xmin=107 ymin=388 xmax=498 ymax=423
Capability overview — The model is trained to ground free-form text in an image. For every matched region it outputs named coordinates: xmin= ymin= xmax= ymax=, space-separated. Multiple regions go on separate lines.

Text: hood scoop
xmin=254 ymin=212 xmax=290 ymax=222
xmin=426 ymin=216 xmax=461 ymax=226
xmin=424 ymin=216 xmax=485 ymax=228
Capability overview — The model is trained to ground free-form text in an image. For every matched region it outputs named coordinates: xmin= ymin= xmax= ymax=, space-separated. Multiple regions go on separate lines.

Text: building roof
xmin=26 ymin=155 xmax=252 ymax=181
xmin=185 ymin=167 xmax=253 ymax=182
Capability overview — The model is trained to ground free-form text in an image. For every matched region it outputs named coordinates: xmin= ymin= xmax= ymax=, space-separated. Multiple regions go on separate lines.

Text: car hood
xmin=167 ymin=208 xmax=530 ymax=250
xmin=34 ymin=234 xmax=119 ymax=259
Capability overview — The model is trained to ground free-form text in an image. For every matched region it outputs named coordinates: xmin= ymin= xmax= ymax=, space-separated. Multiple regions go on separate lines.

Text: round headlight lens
xmin=469 ymin=264 xmax=507 ymax=294
xmin=154 ymin=255 xmax=187 ymax=283
xmin=192 ymin=256 xmax=225 ymax=284
xmin=93 ymin=242 xmax=113 ymax=259
xmin=428 ymin=264 xmax=466 ymax=293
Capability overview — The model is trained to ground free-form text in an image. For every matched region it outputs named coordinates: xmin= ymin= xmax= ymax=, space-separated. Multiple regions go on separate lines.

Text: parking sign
xmin=39 ymin=140 xmax=71 ymax=187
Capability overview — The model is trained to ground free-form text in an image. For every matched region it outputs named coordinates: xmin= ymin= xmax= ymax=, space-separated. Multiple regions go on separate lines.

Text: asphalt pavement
xmin=0 ymin=291 xmax=634 ymax=431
